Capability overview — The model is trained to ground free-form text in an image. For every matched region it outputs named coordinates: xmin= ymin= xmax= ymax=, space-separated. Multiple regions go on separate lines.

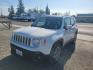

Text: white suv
xmin=10 ymin=15 xmax=78 ymax=62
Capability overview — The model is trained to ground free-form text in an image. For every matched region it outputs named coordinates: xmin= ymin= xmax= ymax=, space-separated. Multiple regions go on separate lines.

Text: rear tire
xmin=71 ymin=30 xmax=78 ymax=46
xmin=74 ymin=30 xmax=78 ymax=43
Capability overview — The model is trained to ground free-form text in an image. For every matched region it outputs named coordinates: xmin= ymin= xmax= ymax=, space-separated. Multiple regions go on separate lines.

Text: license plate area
xmin=16 ymin=49 xmax=23 ymax=56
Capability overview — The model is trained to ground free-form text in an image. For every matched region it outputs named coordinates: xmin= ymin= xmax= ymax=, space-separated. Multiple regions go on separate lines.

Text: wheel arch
xmin=52 ymin=38 xmax=64 ymax=49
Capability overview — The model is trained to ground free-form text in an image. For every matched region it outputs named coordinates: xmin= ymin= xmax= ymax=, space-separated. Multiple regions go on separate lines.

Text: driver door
xmin=63 ymin=17 xmax=72 ymax=44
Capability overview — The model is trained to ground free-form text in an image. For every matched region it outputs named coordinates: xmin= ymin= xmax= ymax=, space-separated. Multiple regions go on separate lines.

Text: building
xmin=76 ymin=14 xmax=93 ymax=23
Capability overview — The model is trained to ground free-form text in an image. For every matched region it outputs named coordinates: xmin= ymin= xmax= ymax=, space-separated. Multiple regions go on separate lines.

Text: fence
xmin=0 ymin=20 xmax=12 ymax=29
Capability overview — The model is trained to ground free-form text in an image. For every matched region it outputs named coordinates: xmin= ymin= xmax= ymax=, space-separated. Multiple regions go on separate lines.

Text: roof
xmin=77 ymin=14 xmax=93 ymax=17
xmin=41 ymin=15 xmax=71 ymax=18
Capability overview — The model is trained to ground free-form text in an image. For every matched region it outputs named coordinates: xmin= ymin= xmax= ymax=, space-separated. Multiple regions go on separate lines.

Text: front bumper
xmin=10 ymin=43 xmax=48 ymax=59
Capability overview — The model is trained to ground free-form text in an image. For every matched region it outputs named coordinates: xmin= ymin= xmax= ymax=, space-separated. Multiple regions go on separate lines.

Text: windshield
xmin=32 ymin=17 xmax=62 ymax=29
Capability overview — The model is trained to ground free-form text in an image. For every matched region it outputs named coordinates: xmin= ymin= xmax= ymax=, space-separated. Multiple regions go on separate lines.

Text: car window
xmin=64 ymin=17 xmax=71 ymax=26
xmin=71 ymin=17 xmax=75 ymax=25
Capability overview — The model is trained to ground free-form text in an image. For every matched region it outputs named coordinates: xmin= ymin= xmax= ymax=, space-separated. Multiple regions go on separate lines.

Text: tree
xmin=28 ymin=9 xmax=32 ymax=13
xmin=39 ymin=9 xmax=45 ymax=14
xmin=52 ymin=13 xmax=58 ymax=15
xmin=33 ymin=8 xmax=38 ymax=13
xmin=27 ymin=9 xmax=32 ymax=16
xmin=45 ymin=5 xmax=50 ymax=15
xmin=16 ymin=0 xmax=25 ymax=15
xmin=8 ymin=5 xmax=15 ymax=18
xmin=52 ymin=12 xmax=62 ymax=16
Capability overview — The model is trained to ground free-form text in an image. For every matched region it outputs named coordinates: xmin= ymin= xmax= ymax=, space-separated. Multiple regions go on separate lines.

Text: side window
xmin=71 ymin=17 xmax=75 ymax=25
xmin=64 ymin=17 xmax=71 ymax=26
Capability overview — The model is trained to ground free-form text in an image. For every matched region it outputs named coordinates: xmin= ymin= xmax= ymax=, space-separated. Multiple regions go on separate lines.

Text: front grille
xmin=13 ymin=34 xmax=31 ymax=46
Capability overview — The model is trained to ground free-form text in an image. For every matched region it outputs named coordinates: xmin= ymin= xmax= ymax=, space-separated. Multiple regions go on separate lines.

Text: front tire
xmin=49 ymin=43 xmax=62 ymax=64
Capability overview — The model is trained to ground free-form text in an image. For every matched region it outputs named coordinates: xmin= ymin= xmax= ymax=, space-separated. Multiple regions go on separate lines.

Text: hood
xmin=13 ymin=26 xmax=57 ymax=37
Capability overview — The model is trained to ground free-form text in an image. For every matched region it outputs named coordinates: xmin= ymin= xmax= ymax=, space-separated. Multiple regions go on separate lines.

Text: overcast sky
xmin=0 ymin=0 xmax=93 ymax=15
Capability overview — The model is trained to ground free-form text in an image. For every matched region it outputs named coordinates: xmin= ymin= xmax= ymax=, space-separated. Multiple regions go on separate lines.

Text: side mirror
xmin=63 ymin=26 xmax=68 ymax=30
xmin=72 ymin=23 xmax=74 ymax=26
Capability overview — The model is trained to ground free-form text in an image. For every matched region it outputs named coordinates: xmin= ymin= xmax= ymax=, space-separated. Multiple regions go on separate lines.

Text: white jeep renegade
xmin=10 ymin=15 xmax=78 ymax=62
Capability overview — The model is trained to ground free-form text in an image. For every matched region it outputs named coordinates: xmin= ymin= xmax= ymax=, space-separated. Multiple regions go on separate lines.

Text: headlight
xmin=32 ymin=38 xmax=40 ymax=47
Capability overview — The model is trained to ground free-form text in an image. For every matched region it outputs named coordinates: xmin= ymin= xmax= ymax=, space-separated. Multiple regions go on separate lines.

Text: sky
xmin=0 ymin=0 xmax=93 ymax=15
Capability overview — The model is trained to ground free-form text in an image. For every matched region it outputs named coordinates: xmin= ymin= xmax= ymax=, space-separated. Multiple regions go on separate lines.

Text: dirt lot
xmin=0 ymin=20 xmax=93 ymax=70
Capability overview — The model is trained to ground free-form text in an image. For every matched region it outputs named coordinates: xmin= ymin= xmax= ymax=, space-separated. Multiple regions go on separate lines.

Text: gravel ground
xmin=0 ymin=21 xmax=93 ymax=70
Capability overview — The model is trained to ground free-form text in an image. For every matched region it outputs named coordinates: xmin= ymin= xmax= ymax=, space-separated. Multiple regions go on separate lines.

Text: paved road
xmin=77 ymin=23 xmax=93 ymax=42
